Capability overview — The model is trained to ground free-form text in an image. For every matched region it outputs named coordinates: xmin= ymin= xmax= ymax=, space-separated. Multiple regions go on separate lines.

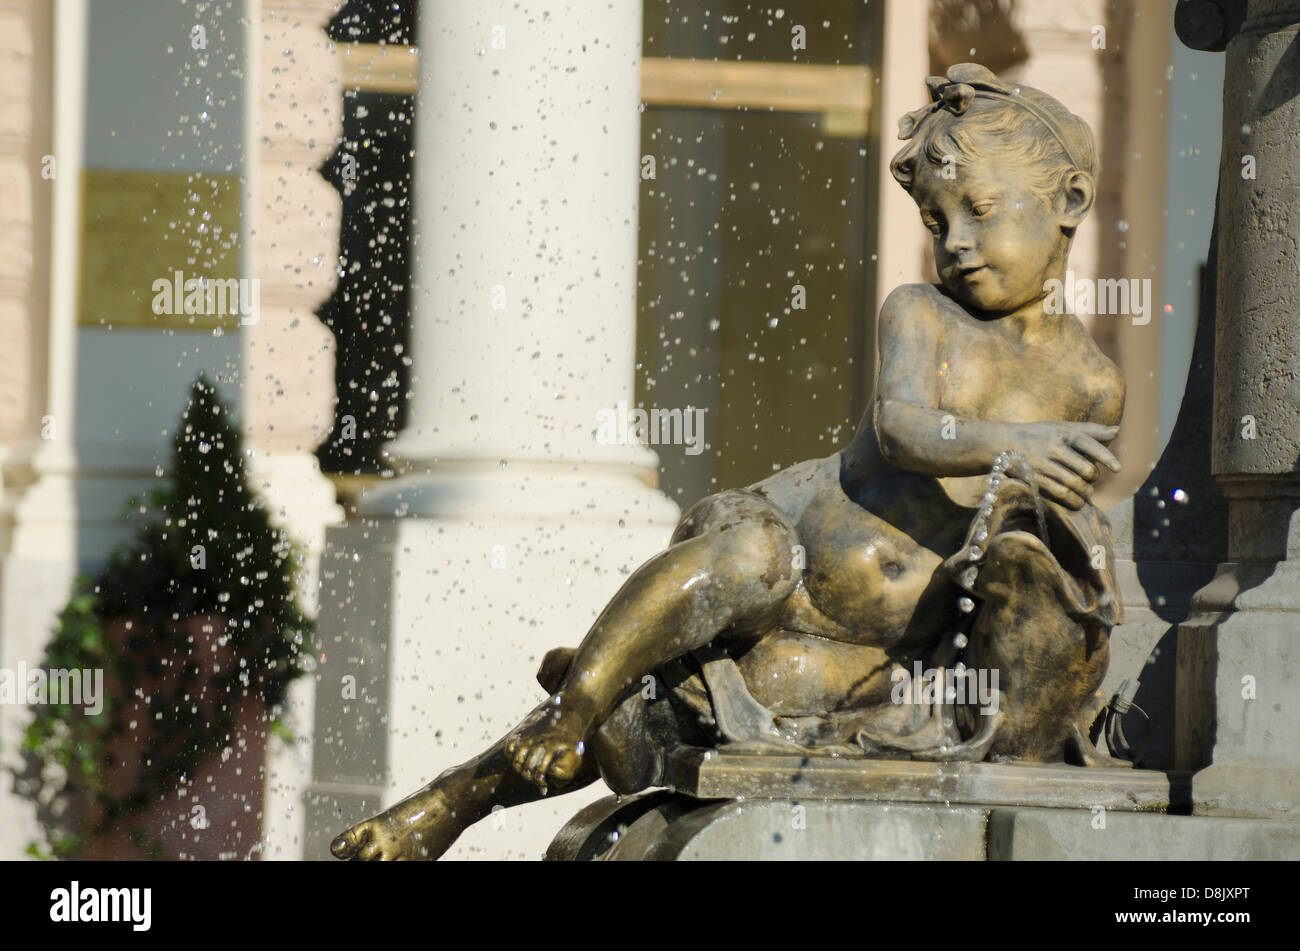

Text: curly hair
xmin=890 ymin=86 xmax=1097 ymax=203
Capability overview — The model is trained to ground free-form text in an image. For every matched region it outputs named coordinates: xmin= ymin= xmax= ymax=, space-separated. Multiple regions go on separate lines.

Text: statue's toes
xmin=505 ymin=736 xmax=530 ymax=775
xmin=357 ymin=840 xmax=386 ymax=861
xmin=525 ymin=743 xmax=549 ymax=775
xmin=330 ymin=825 xmax=368 ymax=859
xmin=547 ymin=746 xmax=583 ymax=788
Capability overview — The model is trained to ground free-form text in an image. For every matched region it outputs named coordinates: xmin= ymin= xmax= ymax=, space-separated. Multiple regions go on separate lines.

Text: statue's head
xmin=890 ymin=63 xmax=1098 ymax=315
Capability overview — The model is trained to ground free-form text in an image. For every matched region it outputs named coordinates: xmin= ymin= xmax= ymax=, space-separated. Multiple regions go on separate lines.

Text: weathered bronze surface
xmin=332 ymin=63 xmax=1128 ymax=861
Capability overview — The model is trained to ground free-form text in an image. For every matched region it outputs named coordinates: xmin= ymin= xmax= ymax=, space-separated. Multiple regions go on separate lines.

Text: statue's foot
xmin=504 ymin=694 xmax=596 ymax=793
xmin=331 ymin=786 xmax=465 ymax=861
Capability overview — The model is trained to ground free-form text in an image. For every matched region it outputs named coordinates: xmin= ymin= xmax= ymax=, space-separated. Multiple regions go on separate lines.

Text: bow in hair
xmin=897 ymin=63 xmax=1015 ymax=140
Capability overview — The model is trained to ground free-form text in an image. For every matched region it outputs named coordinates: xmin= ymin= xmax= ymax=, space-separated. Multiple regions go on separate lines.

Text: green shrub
xmin=23 ymin=374 xmax=313 ymax=854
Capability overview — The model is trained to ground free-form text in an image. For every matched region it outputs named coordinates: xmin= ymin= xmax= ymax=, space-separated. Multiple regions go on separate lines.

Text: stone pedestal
xmin=1170 ymin=0 xmax=1300 ymax=818
xmin=1103 ymin=0 xmax=1300 ymax=816
xmin=546 ymin=753 xmax=1300 ymax=860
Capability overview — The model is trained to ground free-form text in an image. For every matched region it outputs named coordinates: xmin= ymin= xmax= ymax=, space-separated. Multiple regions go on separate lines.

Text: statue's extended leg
xmin=329 ymin=735 xmax=602 ymax=861
xmin=504 ymin=489 xmax=801 ymax=791
xmin=330 ymin=648 xmax=675 ymax=860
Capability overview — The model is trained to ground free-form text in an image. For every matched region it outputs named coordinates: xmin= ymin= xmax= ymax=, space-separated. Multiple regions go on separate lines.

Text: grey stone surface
xmin=1175 ymin=551 xmax=1300 ymax=817
xmin=988 ymin=806 xmax=1300 ymax=860
xmin=1211 ymin=3 xmax=1300 ymax=479
xmin=302 ymin=784 xmax=383 ymax=861
xmin=555 ymin=794 xmax=991 ymax=861
xmin=662 ymin=800 xmax=989 ymax=861
xmin=1162 ymin=0 xmax=1300 ymax=820
xmin=549 ymin=791 xmax=1300 ymax=860
xmin=302 ymin=519 xmax=397 ymax=858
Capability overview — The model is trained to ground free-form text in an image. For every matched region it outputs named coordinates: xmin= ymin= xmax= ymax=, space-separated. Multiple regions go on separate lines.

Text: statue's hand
xmin=1010 ymin=422 xmax=1120 ymax=509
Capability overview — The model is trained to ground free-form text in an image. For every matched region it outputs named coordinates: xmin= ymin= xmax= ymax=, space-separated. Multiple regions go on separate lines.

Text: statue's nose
xmin=944 ymin=226 xmax=975 ymax=258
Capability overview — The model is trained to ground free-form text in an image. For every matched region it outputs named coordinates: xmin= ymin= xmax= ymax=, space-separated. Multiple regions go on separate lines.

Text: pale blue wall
xmin=84 ymin=0 xmax=244 ymax=171
xmin=1160 ymin=21 xmax=1224 ymax=442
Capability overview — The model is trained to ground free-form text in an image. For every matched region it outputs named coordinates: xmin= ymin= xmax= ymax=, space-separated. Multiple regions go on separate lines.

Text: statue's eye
xmin=972 ymin=202 xmax=995 ymax=218
xmin=921 ymin=214 xmax=943 ymax=236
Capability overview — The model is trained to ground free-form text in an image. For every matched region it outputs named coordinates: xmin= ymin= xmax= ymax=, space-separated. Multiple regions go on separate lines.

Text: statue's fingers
xmin=1070 ymin=435 xmax=1121 ymax=472
xmin=1074 ymin=423 xmax=1120 ymax=443
xmin=1042 ymin=460 xmax=1091 ymax=495
xmin=1049 ymin=446 xmax=1098 ymax=481
xmin=1039 ymin=476 xmax=1084 ymax=510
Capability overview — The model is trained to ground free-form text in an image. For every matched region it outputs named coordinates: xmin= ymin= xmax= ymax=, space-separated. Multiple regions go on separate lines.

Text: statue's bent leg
xmin=539 ymin=646 xmax=663 ymax=793
xmin=505 ymin=489 xmax=802 ymax=791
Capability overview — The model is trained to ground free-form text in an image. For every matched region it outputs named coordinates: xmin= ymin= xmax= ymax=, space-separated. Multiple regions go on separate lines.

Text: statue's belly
xmin=794 ymin=492 xmax=957 ymax=650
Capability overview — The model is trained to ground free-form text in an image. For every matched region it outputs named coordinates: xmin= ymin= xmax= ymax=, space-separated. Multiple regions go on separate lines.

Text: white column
xmin=0 ymin=0 xmax=87 ymax=859
xmin=306 ymin=1 xmax=679 ymax=860
xmin=874 ymin=0 xmax=932 ymax=317
xmin=369 ymin=1 xmax=666 ymax=515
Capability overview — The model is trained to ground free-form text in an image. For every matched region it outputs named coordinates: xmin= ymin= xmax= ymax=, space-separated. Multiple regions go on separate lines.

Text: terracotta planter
xmin=84 ymin=613 xmax=270 ymax=860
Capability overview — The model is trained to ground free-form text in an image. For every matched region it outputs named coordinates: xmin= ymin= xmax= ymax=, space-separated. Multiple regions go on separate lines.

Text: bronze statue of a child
xmin=333 ymin=63 xmax=1127 ymax=861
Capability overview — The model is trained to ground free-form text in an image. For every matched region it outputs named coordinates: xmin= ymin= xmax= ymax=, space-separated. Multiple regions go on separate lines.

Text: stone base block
xmin=547 ymin=792 xmax=990 ymax=861
xmin=548 ymin=754 xmax=1300 ymax=860
xmin=989 ymin=806 xmax=1300 ymax=860
xmin=550 ymin=792 xmax=1300 ymax=861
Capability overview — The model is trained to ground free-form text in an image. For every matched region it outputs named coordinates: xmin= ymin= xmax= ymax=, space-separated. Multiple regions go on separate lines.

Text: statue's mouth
xmin=997 ymin=506 xmax=1046 ymax=539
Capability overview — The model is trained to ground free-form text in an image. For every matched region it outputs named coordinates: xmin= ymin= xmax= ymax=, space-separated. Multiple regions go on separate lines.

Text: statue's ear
xmin=1057 ymin=170 xmax=1095 ymax=228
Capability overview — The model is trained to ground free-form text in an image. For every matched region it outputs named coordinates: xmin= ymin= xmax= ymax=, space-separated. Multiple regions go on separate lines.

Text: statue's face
xmin=910 ymin=156 xmax=1068 ymax=315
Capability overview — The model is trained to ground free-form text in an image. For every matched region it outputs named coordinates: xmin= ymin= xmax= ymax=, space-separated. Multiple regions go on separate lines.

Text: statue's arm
xmin=872 ymin=285 xmax=1021 ymax=477
xmin=871 ymin=286 xmax=1119 ymax=507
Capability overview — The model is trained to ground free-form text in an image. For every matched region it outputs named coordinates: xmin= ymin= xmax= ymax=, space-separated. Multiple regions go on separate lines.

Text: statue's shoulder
xmin=878 ymin=283 xmax=949 ymax=332
xmin=881 ymin=282 xmax=946 ymax=313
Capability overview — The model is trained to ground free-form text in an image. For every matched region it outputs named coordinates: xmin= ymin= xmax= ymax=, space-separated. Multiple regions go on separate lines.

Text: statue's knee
xmin=670 ymin=490 xmax=801 ymax=597
xmin=732 ymin=519 xmax=802 ymax=596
